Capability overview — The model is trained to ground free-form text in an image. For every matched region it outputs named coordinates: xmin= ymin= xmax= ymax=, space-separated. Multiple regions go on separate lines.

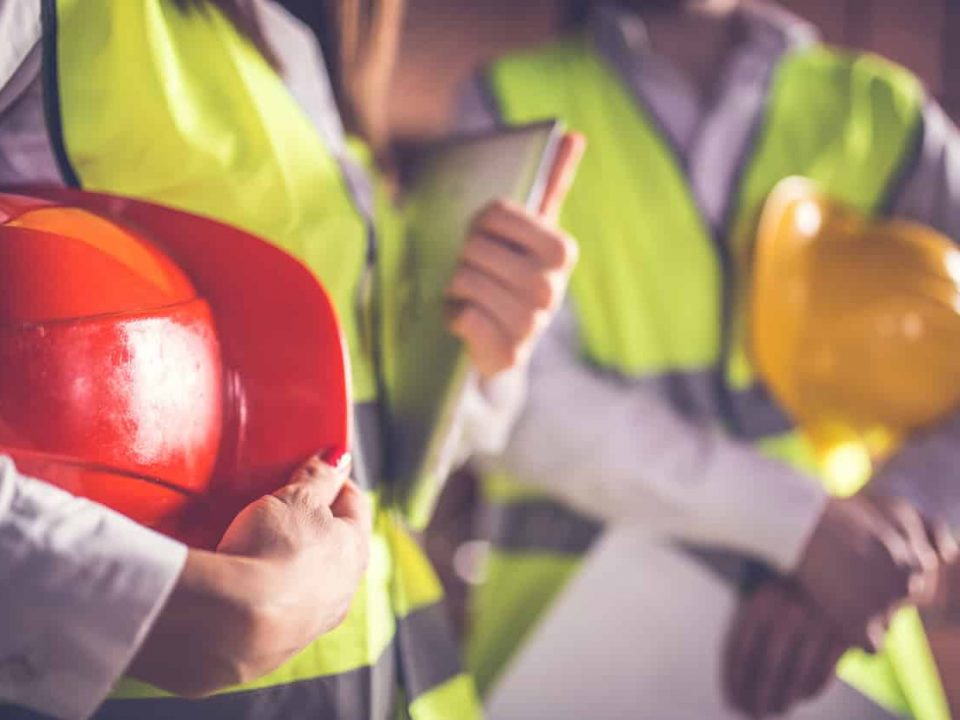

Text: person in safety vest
xmin=458 ymin=0 xmax=960 ymax=718
xmin=0 ymin=1 xmax=580 ymax=719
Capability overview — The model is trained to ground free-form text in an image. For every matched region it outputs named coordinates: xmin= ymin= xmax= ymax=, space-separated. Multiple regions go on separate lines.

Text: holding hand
xmin=795 ymin=494 xmax=955 ymax=652
xmin=863 ymin=494 xmax=958 ymax=608
xmin=726 ymin=494 xmax=957 ymax=719
xmin=446 ymin=133 xmax=585 ymax=379
xmin=129 ymin=450 xmax=371 ymax=697
xmin=216 ymin=450 xmax=371 ymax=640
xmin=724 ymin=580 xmax=847 ymax=719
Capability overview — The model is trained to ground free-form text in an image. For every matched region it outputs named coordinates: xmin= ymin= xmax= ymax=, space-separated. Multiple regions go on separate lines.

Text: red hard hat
xmin=0 ymin=187 xmax=351 ymax=547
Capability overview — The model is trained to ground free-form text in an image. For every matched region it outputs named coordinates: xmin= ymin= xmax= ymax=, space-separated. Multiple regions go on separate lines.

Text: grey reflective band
xmin=6 ymin=652 xmax=399 ymax=720
xmin=592 ymin=366 xmax=795 ymax=439
xmin=261 ymin=0 xmax=388 ymax=500
xmin=483 ymin=498 xmax=602 ymax=556
xmin=723 ymin=381 xmax=795 ymax=440
xmin=590 ymin=7 xmax=692 ymax=166
xmin=677 ymin=544 xmax=752 ymax=587
xmin=488 ymin=502 xmax=757 ymax=589
xmin=700 ymin=23 xmax=807 ymax=236
xmin=598 ymin=366 xmax=722 ymax=420
xmin=1 ymin=603 xmax=463 ymax=719
xmin=394 ymin=602 xmax=465 ymax=702
xmin=353 ymin=400 xmax=383 ymax=490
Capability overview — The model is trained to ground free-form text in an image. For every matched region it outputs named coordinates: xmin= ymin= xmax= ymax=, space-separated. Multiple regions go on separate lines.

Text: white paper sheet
xmin=487 ymin=527 xmax=896 ymax=720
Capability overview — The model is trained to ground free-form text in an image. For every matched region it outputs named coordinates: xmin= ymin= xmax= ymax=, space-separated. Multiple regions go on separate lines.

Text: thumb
xmin=282 ymin=448 xmax=352 ymax=508
xmin=331 ymin=480 xmax=373 ymax=533
xmin=539 ymin=132 xmax=586 ymax=222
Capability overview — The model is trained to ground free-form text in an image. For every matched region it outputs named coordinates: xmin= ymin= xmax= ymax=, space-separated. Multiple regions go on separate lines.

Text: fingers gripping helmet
xmin=0 ymin=188 xmax=350 ymax=546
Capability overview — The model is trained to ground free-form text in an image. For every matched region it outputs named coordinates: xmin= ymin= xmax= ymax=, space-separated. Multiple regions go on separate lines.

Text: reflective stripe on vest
xmin=482 ymin=494 xmax=601 ymax=556
xmin=20 ymin=2 xmax=479 ymax=718
xmin=477 ymin=32 xmax=947 ymax=720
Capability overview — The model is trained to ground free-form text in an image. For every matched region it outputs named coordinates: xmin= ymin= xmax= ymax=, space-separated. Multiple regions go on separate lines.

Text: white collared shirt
xmin=0 ymin=457 xmax=187 ymax=720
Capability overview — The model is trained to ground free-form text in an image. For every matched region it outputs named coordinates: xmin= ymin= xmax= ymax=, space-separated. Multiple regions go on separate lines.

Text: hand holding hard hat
xmin=0 ymin=187 xmax=352 ymax=548
xmin=131 ymin=450 xmax=371 ymax=696
xmin=733 ymin=178 xmax=960 ymax=717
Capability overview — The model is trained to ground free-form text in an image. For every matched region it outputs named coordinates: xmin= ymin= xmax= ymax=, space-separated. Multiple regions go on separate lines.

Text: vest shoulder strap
xmin=742 ymin=45 xmax=924 ymax=217
xmin=487 ymin=36 xmax=597 ymax=126
xmin=489 ymin=36 xmax=726 ymax=374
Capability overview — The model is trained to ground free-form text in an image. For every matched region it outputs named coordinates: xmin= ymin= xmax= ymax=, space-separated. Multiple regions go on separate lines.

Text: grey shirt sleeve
xmin=487 ymin=304 xmax=828 ymax=573
xmin=0 ymin=457 xmax=187 ymax=720
xmin=867 ymin=101 xmax=960 ymax=525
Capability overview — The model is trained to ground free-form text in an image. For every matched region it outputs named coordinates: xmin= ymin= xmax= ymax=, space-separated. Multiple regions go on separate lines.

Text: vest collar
xmin=588 ymin=1 xmax=817 ymax=231
xmin=589 ymin=1 xmax=817 ymax=161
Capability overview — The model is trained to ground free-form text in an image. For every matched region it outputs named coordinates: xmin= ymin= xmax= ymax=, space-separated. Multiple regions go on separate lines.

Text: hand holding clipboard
xmin=447 ymin=131 xmax=586 ymax=377
xmin=391 ymin=122 xmax=584 ymax=527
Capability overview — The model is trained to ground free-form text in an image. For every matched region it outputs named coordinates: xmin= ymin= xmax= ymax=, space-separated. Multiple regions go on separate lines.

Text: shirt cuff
xmin=0 ymin=457 xmax=187 ymax=720
xmin=458 ymin=366 xmax=529 ymax=461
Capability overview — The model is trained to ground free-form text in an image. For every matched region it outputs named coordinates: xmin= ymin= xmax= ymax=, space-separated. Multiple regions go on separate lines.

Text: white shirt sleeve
xmin=0 ymin=456 xmax=187 ymax=720
xmin=449 ymin=368 xmax=529 ymax=468
xmin=0 ymin=0 xmax=40 ymax=108
xmin=487 ymin=305 xmax=828 ymax=573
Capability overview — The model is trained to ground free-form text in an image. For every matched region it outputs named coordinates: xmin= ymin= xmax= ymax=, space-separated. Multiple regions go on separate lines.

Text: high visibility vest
xmin=1 ymin=2 xmax=479 ymax=718
xmin=472 ymin=32 xmax=949 ymax=720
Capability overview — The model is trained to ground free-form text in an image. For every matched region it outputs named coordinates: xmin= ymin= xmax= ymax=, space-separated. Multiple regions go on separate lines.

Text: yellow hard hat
xmin=751 ymin=177 xmax=960 ymax=469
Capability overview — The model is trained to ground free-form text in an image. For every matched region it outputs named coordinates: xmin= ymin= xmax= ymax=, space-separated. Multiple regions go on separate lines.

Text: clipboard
xmin=386 ymin=120 xmax=565 ymax=527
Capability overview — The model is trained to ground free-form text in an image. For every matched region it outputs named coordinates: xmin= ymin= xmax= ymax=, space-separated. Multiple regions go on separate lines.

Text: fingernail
xmin=321 ymin=447 xmax=351 ymax=471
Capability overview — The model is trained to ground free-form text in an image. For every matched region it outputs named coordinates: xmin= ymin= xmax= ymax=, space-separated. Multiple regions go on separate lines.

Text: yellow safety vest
xmin=2 ymin=2 xmax=481 ymax=718
xmin=473 ymin=31 xmax=947 ymax=720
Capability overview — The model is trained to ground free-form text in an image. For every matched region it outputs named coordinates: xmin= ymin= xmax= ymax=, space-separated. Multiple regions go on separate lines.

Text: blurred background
xmin=390 ymin=1 xmax=960 ymax=713
xmin=389 ymin=0 xmax=960 ymax=145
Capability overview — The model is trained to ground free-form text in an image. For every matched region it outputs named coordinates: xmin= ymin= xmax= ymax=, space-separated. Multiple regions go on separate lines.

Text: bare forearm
xmin=128 ymin=463 xmax=370 ymax=698
xmin=126 ymin=551 xmax=278 ymax=697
